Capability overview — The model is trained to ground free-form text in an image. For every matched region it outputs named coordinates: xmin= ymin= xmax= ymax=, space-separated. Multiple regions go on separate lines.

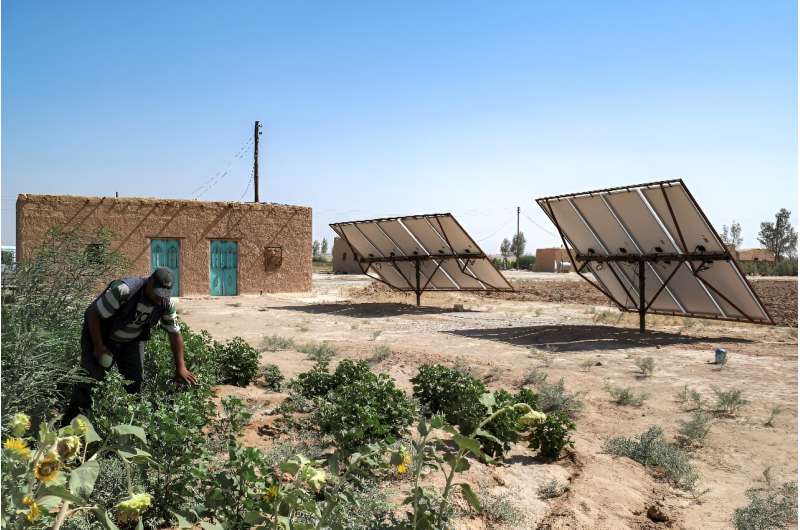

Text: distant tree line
xmin=496 ymin=232 xmax=535 ymax=270
xmin=312 ymin=238 xmax=329 ymax=262
xmin=720 ymin=208 xmax=797 ymax=276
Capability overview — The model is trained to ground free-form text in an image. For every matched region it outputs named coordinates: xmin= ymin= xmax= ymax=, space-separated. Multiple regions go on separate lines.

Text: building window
xmin=265 ymin=246 xmax=283 ymax=271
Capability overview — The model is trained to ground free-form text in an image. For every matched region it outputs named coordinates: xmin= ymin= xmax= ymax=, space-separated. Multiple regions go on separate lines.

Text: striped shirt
xmin=92 ymin=280 xmax=180 ymax=341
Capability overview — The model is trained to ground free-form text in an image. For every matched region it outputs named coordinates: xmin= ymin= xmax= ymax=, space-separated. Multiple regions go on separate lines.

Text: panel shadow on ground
xmin=274 ymin=303 xmax=474 ymax=318
xmin=445 ymin=324 xmax=752 ymax=352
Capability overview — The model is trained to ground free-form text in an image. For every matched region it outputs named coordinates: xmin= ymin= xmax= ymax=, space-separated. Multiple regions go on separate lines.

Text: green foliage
xmin=477 ymin=486 xmax=526 ymax=526
xmin=479 ymin=388 xmax=540 ymax=457
xmin=604 ymin=426 xmax=698 ymax=490
xmin=675 ymin=385 xmax=706 ymax=411
xmin=741 ymin=258 xmax=799 ymax=276
xmin=603 ymin=382 xmax=648 ymax=407
xmin=214 ymin=337 xmax=260 ymax=387
xmin=260 ymin=363 xmax=284 ymax=391
xmin=516 ymin=255 xmax=536 ymax=270
xmin=764 ymin=406 xmax=782 ymax=427
xmin=369 ymin=345 xmax=392 ymax=365
xmin=732 ymin=481 xmax=797 ymax=530
xmin=527 ymin=411 xmax=576 ymax=460
xmin=676 ymin=412 xmax=712 ymax=448
xmin=411 ymin=364 xmax=487 ymax=435
xmin=712 ymin=387 xmax=748 ymax=416
xmin=298 ymin=342 xmax=336 ymax=363
xmin=288 ymin=360 xmax=337 ymax=399
xmin=533 ymin=376 xmax=584 ymax=418
xmin=259 ymin=335 xmax=296 ymax=352
xmin=521 ymin=368 xmax=548 ymax=387
xmin=316 ymin=362 xmax=415 ymax=450
xmin=634 ymin=356 xmax=655 ymax=377
xmin=757 ymin=208 xmax=797 ymax=261
xmin=537 ymin=478 xmax=567 ymax=499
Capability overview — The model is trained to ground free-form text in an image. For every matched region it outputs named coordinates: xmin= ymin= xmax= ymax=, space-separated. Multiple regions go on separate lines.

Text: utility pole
xmin=516 ymin=207 xmax=520 ymax=239
xmin=253 ymin=121 xmax=261 ymax=203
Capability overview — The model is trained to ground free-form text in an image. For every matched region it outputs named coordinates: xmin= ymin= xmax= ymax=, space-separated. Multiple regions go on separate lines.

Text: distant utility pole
xmin=253 ymin=120 xmax=262 ymax=203
xmin=516 ymin=206 xmax=520 ymax=238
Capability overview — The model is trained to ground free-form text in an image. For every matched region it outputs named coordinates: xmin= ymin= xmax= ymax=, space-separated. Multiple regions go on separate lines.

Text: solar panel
xmin=536 ymin=179 xmax=773 ymax=331
xmin=330 ymin=213 xmax=513 ymax=305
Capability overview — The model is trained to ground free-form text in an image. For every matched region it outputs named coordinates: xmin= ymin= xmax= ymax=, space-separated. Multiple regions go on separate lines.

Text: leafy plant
xmin=764 ymin=406 xmax=782 ymax=427
xmin=316 ymin=365 xmax=415 ymax=450
xmin=732 ymin=481 xmax=797 ymax=530
xmin=521 ymin=368 xmax=548 ymax=388
xmin=603 ymin=382 xmax=648 ymax=407
xmin=527 ymin=411 xmax=576 ymax=460
xmin=260 ymin=364 xmax=284 ymax=392
xmin=214 ymin=337 xmax=260 ymax=387
xmin=534 ymin=377 xmax=584 ymax=418
xmin=538 ymin=478 xmax=567 ymax=499
xmin=634 ymin=357 xmax=655 ymax=377
xmin=712 ymin=387 xmax=748 ymax=416
xmin=411 ymin=364 xmax=488 ymax=435
xmin=288 ymin=360 xmax=337 ymax=399
xmin=604 ymin=426 xmax=698 ymax=490
xmin=675 ymin=385 xmax=706 ymax=411
xmin=368 ymin=345 xmax=392 ymax=365
xmin=478 ymin=389 xmax=539 ymax=457
xmin=676 ymin=412 xmax=712 ymax=448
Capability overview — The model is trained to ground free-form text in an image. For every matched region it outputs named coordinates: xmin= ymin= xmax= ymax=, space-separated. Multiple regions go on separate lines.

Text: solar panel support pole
xmin=414 ymin=257 xmax=421 ymax=306
xmin=638 ymin=259 xmax=646 ymax=333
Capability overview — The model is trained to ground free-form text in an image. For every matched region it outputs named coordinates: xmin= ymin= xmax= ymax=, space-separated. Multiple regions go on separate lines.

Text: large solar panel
xmin=330 ymin=213 xmax=512 ymax=305
xmin=536 ymin=179 xmax=773 ymax=331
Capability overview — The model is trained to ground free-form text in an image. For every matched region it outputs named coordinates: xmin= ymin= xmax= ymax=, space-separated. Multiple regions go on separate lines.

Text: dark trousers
xmin=61 ymin=324 xmax=145 ymax=425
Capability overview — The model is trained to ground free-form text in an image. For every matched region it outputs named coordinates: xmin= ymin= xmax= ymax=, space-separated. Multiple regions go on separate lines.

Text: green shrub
xmin=713 ymin=387 xmax=748 ymax=416
xmin=215 ymin=337 xmax=260 ymax=387
xmin=289 ymin=361 xmax=337 ymax=398
xmin=260 ymin=364 xmax=284 ymax=391
xmin=299 ymin=342 xmax=336 ymax=363
xmin=521 ymin=368 xmax=548 ymax=387
xmin=477 ymin=486 xmax=526 ymax=526
xmin=260 ymin=335 xmax=296 ymax=352
xmin=603 ymin=382 xmax=648 ymax=407
xmin=535 ymin=377 xmax=584 ymax=418
xmin=676 ymin=412 xmax=712 ymax=448
xmin=604 ymin=426 xmax=698 ymax=490
xmin=634 ymin=357 xmax=655 ymax=377
xmin=527 ymin=411 xmax=576 ymax=460
xmin=316 ymin=368 xmax=415 ymax=449
xmin=537 ymin=478 xmax=567 ymax=499
xmin=369 ymin=345 xmax=392 ymax=364
xmin=732 ymin=482 xmax=797 ymax=530
xmin=479 ymin=388 xmax=539 ymax=457
xmin=411 ymin=364 xmax=487 ymax=434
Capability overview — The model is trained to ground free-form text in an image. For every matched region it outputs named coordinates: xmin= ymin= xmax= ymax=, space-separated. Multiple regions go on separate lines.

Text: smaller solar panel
xmin=330 ymin=213 xmax=512 ymax=302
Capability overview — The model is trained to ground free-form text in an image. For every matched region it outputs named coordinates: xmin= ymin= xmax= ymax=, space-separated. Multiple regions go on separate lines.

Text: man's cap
xmin=150 ymin=267 xmax=174 ymax=298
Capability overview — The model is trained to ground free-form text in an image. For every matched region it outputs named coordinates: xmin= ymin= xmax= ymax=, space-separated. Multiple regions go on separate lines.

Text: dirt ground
xmin=179 ymin=272 xmax=798 ymax=530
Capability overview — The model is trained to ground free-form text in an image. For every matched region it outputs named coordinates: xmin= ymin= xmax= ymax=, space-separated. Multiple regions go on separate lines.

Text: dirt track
xmin=179 ymin=272 xmax=797 ymax=530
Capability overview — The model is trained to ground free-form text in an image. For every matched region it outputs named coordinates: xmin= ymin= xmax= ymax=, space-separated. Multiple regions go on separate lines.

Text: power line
xmin=522 ymin=211 xmax=558 ymax=238
xmin=239 ymin=167 xmax=255 ymax=201
xmin=191 ymin=136 xmax=254 ymax=199
xmin=475 ymin=216 xmax=515 ymax=242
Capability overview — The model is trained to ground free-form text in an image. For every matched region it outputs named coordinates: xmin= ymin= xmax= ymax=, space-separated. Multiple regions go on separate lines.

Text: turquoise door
xmin=210 ymin=240 xmax=238 ymax=296
xmin=150 ymin=239 xmax=181 ymax=296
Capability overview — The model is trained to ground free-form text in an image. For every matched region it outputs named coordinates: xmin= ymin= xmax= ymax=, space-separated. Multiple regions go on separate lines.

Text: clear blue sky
xmin=2 ymin=1 xmax=796 ymax=253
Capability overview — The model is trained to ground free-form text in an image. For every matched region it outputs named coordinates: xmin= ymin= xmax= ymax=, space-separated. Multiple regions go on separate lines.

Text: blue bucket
xmin=715 ymin=348 xmax=727 ymax=364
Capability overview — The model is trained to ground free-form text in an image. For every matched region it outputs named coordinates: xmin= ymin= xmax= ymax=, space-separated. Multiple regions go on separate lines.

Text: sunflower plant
xmin=1 ymin=412 xmax=151 ymax=530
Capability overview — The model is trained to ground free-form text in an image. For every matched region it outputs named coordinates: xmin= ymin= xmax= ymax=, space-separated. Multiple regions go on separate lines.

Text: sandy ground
xmin=179 ymin=272 xmax=797 ymax=530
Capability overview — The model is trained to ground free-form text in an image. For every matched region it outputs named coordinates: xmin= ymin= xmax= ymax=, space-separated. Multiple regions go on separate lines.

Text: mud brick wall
xmin=534 ymin=248 xmax=571 ymax=272
xmin=16 ymin=194 xmax=312 ymax=295
xmin=331 ymin=237 xmax=363 ymax=274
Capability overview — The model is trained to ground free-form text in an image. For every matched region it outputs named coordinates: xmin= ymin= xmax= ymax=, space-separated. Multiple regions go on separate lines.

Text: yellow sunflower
xmin=56 ymin=436 xmax=82 ymax=461
xmin=263 ymin=484 xmax=279 ymax=501
xmin=395 ymin=448 xmax=412 ymax=475
xmin=3 ymin=438 xmax=32 ymax=461
xmin=33 ymin=453 xmax=61 ymax=484
xmin=116 ymin=493 xmax=152 ymax=524
xmin=10 ymin=413 xmax=31 ymax=437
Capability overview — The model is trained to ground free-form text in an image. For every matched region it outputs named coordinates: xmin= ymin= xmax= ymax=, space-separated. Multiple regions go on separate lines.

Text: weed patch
xmin=603 ymin=382 xmax=648 ymax=407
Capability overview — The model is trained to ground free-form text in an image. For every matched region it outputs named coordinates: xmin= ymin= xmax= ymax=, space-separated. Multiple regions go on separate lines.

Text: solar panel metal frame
xmin=330 ymin=213 xmax=513 ymax=305
xmin=536 ymin=179 xmax=774 ymax=331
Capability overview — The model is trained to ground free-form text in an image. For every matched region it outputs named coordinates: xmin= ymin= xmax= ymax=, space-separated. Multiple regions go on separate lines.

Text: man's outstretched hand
xmin=175 ymin=365 xmax=198 ymax=386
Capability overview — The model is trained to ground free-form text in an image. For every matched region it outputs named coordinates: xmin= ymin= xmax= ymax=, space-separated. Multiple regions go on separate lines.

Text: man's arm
xmin=86 ymin=305 xmax=110 ymax=360
xmin=168 ymin=331 xmax=197 ymax=385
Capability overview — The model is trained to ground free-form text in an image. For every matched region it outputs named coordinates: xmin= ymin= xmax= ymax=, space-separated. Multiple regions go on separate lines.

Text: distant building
xmin=332 ymin=237 xmax=363 ymax=274
xmin=534 ymin=248 xmax=572 ymax=273
xmin=17 ymin=194 xmax=312 ymax=296
xmin=735 ymin=248 xmax=776 ymax=263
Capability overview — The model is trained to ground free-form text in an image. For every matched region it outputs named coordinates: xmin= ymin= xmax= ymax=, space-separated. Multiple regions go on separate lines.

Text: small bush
xmin=215 ymin=336 xmax=260 ymax=387
xmin=603 ymin=382 xmax=648 ymax=407
xmin=535 ymin=378 xmax=584 ymax=418
xmin=675 ymin=385 xmax=707 ymax=411
xmin=316 ymin=367 xmax=415 ymax=449
xmin=477 ymin=486 xmax=527 ymax=527
xmin=635 ymin=357 xmax=655 ymax=377
xmin=538 ymin=478 xmax=567 ymax=499
xmin=260 ymin=335 xmax=296 ymax=352
xmin=522 ymin=368 xmax=548 ymax=387
xmin=411 ymin=364 xmax=487 ymax=434
xmin=299 ymin=342 xmax=336 ymax=363
xmin=289 ymin=361 xmax=337 ymax=398
xmin=676 ymin=412 xmax=712 ymax=448
xmin=732 ymin=482 xmax=797 ymax=530
xmin=713 ymin=386 xmax=748 ymax=416
xmin=479 ymin=388 xmax=540 ymax=457
xmin=527 ymin=411 xmax=576 ymax=460
xmin=369 ymin=345 xmax=392 ymax=365
xmin=260 ymin=363 xmax=284 ymax=391
xmin=764 ymin=406 xmax=782 ymax=427
xmin=604 ymin=426 xmax=698 ymax=490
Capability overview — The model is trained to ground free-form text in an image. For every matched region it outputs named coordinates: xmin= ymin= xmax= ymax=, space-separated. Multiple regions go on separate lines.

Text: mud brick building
xmin=534 ymin=247 xmax=572 ymax=273
xmin=16 ymin=194 xmax=312 ymax=296
xmin=331 ymin=236 xmax=363 ymax=274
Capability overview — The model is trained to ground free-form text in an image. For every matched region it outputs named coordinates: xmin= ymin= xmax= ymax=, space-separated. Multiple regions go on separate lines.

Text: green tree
xmin=499 ymin=238 xmax=511 ymax=265
xmin=312 ymin=240 xmax=320 ymax=259
xmin=510 ymin=232 xmax=526 ymax=265
xmin=721 ymin=221 xmax=743 ymax=249
xmin=321 ymin=238 xmax=329 ymax=255
xmin=758 ymin=209 xmax=797 ymax=260
xmin=1 ymin=250 xmax=13 ymax=267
